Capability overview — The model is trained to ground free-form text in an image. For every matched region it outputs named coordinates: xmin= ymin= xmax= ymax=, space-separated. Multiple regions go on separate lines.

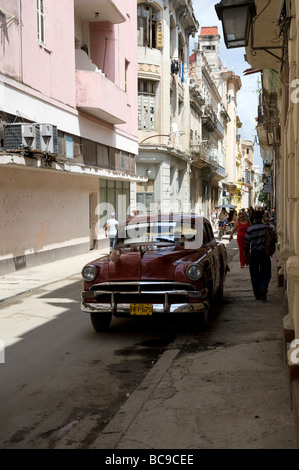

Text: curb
xmin=91 ymin=348 xmax=180 ymax=449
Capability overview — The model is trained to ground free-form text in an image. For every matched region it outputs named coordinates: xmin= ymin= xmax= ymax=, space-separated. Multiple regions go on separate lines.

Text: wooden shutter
xmin=37 ymin=0 xmax=45 ymax=45
xmin=156 ymin=21 xmax=164 ymax=49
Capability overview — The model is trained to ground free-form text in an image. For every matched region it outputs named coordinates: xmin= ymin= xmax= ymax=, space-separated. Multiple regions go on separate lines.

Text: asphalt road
xmin=0 ymin=274 xmax=199 ymax=449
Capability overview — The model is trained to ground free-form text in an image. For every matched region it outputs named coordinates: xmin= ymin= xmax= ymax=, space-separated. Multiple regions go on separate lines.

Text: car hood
xmin=102 ymin=244 xmax=207 ymax=281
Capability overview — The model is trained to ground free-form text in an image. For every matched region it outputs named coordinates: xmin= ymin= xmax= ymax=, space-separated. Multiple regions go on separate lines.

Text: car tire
xmin=200 ymin=309 xmax=209 ymax=329
xmin=90 ymin=312 xmax=112 ymax=332
xmin=215 ymin=283 xmax=224 ymax=302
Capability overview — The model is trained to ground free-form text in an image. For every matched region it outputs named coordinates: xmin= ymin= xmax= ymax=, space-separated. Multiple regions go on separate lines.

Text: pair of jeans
xmin=109 ymin=237 xmax=116 ymax=250
xmin=249 ymin=249 xmax=271 ymax=299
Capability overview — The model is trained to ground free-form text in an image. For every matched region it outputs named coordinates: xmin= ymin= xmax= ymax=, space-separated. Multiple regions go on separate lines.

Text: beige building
xmin=237 ymin=139 xmax=254 ymax=210
xmin=136 ymin=0 xmax=198 ymax=214
xmin=190 ymin=27 xmax=242 ymax=216
xmin=189 ymin=27 xmax=227 ymax=217
xmin=220 ymin=71 xmax=242 ymax=204
xmin=231 ymin=0 xmax=299 ymax=442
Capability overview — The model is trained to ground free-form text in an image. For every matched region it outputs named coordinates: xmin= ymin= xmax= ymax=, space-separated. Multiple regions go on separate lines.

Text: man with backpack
xmin=244 ymin=210 xmax=275 ymax=301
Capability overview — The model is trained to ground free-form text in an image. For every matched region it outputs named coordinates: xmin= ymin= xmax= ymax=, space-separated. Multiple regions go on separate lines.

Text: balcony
xmin=202 ymin=105 xmax=217 ymax=132
xmin=172 ymin=0 xmax=199 ymax=34
xmin=216 ymin=165 xmax=226 ymax=178
xmin=191 ymin=143 xmax=224 ymax=177
xmin=213 ymin=119 xmax=224 ymax=139
xmin=74 ymin=0 xmax=126 ymax=24
xmin=76 ymin=70 xmax=127 ymax=124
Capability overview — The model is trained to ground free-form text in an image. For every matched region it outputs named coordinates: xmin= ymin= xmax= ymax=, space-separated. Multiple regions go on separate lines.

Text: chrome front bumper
xmin=81 ymin=282 xmax=209 ymax=315
xmin=81 ymin=301 xmax=209 ymax=315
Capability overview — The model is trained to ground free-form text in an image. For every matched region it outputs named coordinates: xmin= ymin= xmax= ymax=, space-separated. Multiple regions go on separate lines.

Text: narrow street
xmin=0 ymin=274 xmax=175 ymax=449
xmin=0 ymin=237 xmax=297 ymax=449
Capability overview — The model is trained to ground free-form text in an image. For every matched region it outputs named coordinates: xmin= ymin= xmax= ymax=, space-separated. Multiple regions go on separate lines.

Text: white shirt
xmin=106 ymin=218 xmax=118 ymax=238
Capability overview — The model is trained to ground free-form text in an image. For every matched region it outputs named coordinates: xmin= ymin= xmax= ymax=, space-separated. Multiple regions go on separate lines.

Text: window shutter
xmin=37 ymin=0 xmax=45 ymax=45
xmin=156 ymin=21 xmax=164 ymax=49
xmin=137 ymin=18 xmax=144 ymax=47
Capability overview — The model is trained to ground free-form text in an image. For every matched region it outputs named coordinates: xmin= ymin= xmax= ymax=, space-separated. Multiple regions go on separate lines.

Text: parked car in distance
xmin=81 ymin=214 xmax=229 ymax=331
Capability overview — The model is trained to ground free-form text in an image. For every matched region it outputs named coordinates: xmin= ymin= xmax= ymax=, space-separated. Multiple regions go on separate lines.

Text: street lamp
xmin=215 ymin=0 xmax=256 ymax=49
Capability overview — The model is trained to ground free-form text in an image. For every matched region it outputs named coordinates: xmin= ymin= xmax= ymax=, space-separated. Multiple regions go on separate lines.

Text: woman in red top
xmin=229 ymin=211 xmax=251 ymax=268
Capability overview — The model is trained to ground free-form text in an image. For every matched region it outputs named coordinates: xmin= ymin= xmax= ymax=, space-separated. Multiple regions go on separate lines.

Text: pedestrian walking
xmin=218 ymin=207 xmax=228 ymax=235
xmin=244 ymin=210 xmax=271 ymax=301
xmin=228 ymin=211 xmax=251 ymax=268
xmin=105 ymin=212 xmax=119 ymax=251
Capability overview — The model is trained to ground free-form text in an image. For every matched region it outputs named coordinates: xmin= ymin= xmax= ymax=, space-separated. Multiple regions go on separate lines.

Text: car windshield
xmin=116 ymin=219 xmax=198 ymax=246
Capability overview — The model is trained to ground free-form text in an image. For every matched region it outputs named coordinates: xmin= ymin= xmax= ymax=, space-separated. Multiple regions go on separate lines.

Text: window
xmin=137 ymin=4 xmax=159 ymax=48
xmin=120 ymin=152 xmax=125 ymax=170
xmin=170 ymin=16 xmax=176 ymax=58
xmin=37 ymin=0 xmax=45 ymax=46
xmin=203 ymin=45 xmax=215 ymax=51
xmin=82 ymin=139 xmax=97 ymax=165
xmin=66 ymin=135 xmax=74 ymax=159
xmin=178 ymin=34 xmax=185 ymax=62
xmin=138 ymin=80 xmax=156 ymax=131
xmin=97 ymin=144 xmax=109 ymax=168
xmin=203 ymin=222 xmax=214 ymax=244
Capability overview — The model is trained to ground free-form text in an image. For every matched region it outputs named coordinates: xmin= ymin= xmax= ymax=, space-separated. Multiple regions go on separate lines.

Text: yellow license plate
xmin=130 ymin=304 xmax=153 ymax=316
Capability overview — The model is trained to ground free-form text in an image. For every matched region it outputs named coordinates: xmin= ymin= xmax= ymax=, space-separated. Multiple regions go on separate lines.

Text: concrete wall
xmin=0 ymin=167 xmax=99 ymax=275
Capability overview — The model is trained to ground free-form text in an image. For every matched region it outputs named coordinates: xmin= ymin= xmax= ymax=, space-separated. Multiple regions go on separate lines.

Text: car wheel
xmin=215 ymin=283 xmax=224 ymax=302
xmin=90 ymin=312 xmax=112 ymax=332
xmin=197 ymin=309 xmax=209 ymax=330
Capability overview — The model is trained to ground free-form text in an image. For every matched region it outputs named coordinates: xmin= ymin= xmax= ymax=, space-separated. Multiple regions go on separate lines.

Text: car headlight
xmin=186 ymin=264 xmax=202 ymax=281
xmin=82 ymin=265 xmax=97 ymax=282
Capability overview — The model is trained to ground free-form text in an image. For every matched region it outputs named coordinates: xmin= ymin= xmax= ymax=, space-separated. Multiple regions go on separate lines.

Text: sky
xmin=191 ymin=0 xmax=262 ymax=169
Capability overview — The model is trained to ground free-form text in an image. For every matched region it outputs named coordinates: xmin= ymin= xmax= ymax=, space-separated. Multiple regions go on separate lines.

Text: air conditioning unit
xmin=38 ymin=123 xmax=58 ymax=154
xmin=3 ymin=123 xmax=40 ymax=150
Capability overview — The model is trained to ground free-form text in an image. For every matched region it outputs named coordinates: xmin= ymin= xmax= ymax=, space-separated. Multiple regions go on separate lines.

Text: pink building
xmin=0 ymin=0 xmax=141 ymax=274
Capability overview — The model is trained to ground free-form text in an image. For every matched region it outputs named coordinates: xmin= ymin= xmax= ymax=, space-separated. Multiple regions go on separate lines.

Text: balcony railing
xmin=191 ymin=142 xmax=224 ymax=168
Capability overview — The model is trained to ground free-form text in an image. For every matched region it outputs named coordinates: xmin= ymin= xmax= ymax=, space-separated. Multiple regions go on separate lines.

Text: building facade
xmin=189 ymin=27 xmax=227 ymax=218
xmin=242 ymin=0 xmax=299 ymax=442
xmin=238 ymin=139 xmax=254 ymax=210
xmin=0 ymin=0 xmax=141 ymax=275
xmin=135 ymin=0 xmax=199 ymax=215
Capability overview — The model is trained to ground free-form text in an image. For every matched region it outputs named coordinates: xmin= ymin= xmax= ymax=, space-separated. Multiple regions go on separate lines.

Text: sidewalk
xmin=93 ymin=241 xmax=298 ymax=449
xmin=0 ymin=248 xmax=108 ymax=304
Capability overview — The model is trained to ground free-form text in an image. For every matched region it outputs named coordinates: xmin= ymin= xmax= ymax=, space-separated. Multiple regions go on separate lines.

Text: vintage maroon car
xmin=81 ymin=214 xmax=229 ymax=331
